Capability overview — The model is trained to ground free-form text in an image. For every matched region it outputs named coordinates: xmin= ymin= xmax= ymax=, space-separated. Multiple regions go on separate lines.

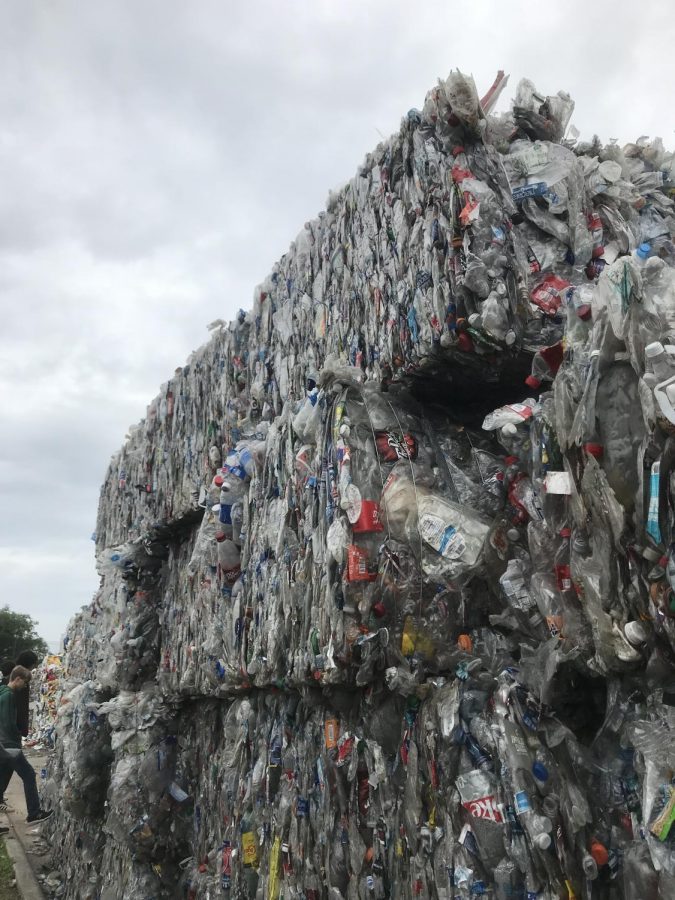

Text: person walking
xmin=13 ymin=650 xmax=39 ymax=740
xmin=0 ymin=651 xmax=39 ymax=812
xmin=0 ymin=666 xmax=51 ymax=823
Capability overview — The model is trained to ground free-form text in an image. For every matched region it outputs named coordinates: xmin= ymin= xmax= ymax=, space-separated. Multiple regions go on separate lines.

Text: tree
xmin=0 ymin=606 xmax=49 ymax=663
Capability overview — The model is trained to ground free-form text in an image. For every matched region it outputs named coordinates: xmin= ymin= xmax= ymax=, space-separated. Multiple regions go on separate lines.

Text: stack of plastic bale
xmin=41 ymin=68 xmax=675 ymax=899
xmin=29 ymin=654 xmax=64 ymax=750
xmin=40 ymin=679 xmax=113 ymax=897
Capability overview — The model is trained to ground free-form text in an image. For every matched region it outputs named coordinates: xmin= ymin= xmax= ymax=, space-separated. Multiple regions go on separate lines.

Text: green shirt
xmin=0 ymin=684 xmax=20 ymax=749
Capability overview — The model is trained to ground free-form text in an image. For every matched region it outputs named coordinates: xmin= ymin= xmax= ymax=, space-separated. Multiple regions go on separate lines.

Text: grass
xmin=0 ymin=838 xmax=16 ymax=900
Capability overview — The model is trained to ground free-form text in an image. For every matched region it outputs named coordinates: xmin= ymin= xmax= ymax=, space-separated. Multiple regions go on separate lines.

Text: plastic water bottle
xmin=632 ymin=242 xmax=652 ymax=267
xmin=219 ymin=468 xmax=249 ymax=527
xmin=595 ymin=351 xmax=646 ymax=508
xmin=498 ymin=422 xmax=531 ymax=460
xmin=553 ymin=528 xmax=573 ymax=597
xmin=525 ymin=342 xmax=563 ymax=390
xmin=493 ymin=857 xmax=525 ymax=900
xmin=216 ymin=535 xmax=241 ymax=584
xmin=483 ymin=398 xmax=538 ymax=432
xmin=511 ymin=770 xmax=552 ymax=849
xmin=645 ymin=341 xmax=673 ymax=383
xmin=530 ymin=573 xmax=564 ymax=639
xmin=415 ymin=492 xmax=490 ymax=575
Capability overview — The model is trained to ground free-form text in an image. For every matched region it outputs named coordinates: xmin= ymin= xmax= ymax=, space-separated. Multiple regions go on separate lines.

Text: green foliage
xmin=0 ymin=835 xmax=15 ymax=900
xmin=0 ymin=606 xmax=48 ymax=663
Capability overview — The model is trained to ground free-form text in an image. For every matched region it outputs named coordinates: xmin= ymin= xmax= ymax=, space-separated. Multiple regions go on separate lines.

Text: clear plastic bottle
xmin=219 ymin=469 xmax=249 ymax=528
xmin=500 ymin=559 xmax=536 ymax=613
xmin=479 ymin=289 xmax=514 ymax=344
xmin=498 ymin=422 xmax=532 ymax=461
xmin=493 ymin=857 xmax=525 ymax=900
xmin=530 ymin=573 xmax=564 ymax=639
xmin=482 ymin=398 xmax=538 ymax=432
xmin=347 ymin=424 xmax=385 ymax=534
xmin=525 ymin=342 xmax=564 ymax=390
xmin=645 ymin=341 xmax=673 ymax=383
xmin=414 ymin=492 xmax=491 ymax=576
xmin=632 ymin=242 xmax=652 ymax=267
xmin=553 ymin=528 xmax=574 ymax=598
xmin=595 ymin=351 xmax=646 ymax=508
xmin=574 ymin=350 xmax=603 ymax=459
xmin=508 ymin=471 xmax=545 ymax=525
xmin=216 ymin=535 xmax=241 ymax=587
xmin=525 ymin=352 xmax=555 ymax=390
xmin=511 ymin=770 xmax=553 ymax=849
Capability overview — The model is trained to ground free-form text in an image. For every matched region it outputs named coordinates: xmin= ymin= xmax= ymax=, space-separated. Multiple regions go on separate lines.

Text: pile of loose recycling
xmin=27 ymin=655 xmax=64 ymax=750
xmin=40 ymin=70 xmax=675 ymax=899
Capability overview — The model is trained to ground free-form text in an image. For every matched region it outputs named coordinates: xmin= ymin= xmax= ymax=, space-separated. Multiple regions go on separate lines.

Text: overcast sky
xmin=1 ymin=0 xmax=674 ymax=648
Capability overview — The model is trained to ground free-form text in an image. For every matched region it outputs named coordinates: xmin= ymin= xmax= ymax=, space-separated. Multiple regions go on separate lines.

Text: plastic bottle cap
xmin=637 ymin=242 xmax=651 ymax=259
xmin=468 ymin=313 xmax=481 ymax=326
xmin=215 ymin=531 xmax=228 ymax=542
xmin=590 ymin=350 xmax=600 ymax=358
xmin=457 ymin=332 xmax=474 ymax=353
xmin=624 ymin=621 xmax=649 ymax=647
xmin=501 ymin=423 xmax=518 ymax=437
xmin=642 ymin=546 xmax=661 ymax=562
xmin=583 ymin=442 xmax=604 ymax=459
xmin=533 ymin=832 xmax=552 ymax=850
xmin=214 ymin=475 xmax=224 ymax=487
xmin=525 ymin=375 xmax=542 ymax=389
xmin=559 ymin=528 xmax=571 ymax=538
xmin=589 ymin=841 xmax=609 ymax=867
xmin=532 ymin=761 xmax=549 ymax=782
xmin=645 ymin=341 xmax=665 ymax=359
xmin=457 ymin=634 xmax=473 ymax=652
xmin=504 ymin=330 xmax=516 ymax=346
xmin=507 ymin=528 xmax=521 ymax=542
xmin=576 ymin=304 xmax=592 ymax=321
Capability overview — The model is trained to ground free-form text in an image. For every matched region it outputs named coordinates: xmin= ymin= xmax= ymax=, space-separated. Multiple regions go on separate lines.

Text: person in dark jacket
xmin=0 ymin=650 xmax=39 ymax=811
xmin=0 ymin=660 xmax=13 ymax=683
xmin=13 ymin=650 xmax=39 ymax=738
xmin=0 ymin=666 xmax=51 ymax=822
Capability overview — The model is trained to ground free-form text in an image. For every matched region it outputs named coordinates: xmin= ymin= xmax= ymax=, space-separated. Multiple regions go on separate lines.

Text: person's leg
xmin=12 ymin=752 xmax=40 ymax=819
xmin=0 ymin=761 xmax=13 ymax=806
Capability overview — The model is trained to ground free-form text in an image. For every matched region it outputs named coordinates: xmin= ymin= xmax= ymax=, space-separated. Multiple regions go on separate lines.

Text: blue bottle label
xmin=646 ymin=461 xmax=661 ymax=543
xmin=514 ymin=790 xmax=531 ymax=814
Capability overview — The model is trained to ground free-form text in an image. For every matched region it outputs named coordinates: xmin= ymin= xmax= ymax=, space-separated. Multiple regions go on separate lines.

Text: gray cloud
xmin=1 ymin=0 xmax=674 ymax=644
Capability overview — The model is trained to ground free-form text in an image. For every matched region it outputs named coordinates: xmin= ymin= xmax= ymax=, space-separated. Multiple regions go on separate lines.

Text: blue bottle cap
xmin=532 ymin=760 xmax=549 ymax=782
xmin=637 ymin=242 xmax=651 ymax=259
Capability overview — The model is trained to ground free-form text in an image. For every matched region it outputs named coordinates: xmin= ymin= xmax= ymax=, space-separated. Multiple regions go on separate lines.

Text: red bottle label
xmin=346 ymin=545 xmax=377 ymax=582
xmin=555 ymin=564 xmax=572 ymax=592
xmin=352 ymin=500 xmax=384 ymax=534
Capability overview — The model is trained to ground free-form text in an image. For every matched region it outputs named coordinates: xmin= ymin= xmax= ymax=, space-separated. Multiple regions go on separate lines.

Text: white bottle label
xmin=419 ymin=514 xmax=466 ymax=559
